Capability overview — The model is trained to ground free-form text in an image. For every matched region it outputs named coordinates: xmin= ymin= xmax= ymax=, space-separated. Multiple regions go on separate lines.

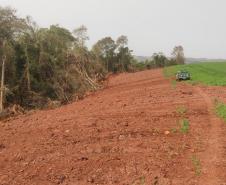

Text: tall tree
xmin=0 ymin=7 xmax=26 ymax=42
xmin=0 ymin=7 xmax=26 ymax=111
xmin=0 ymin=6 xmax=135 ymax=111
xmin=172 ymin=45 xmax=185 ymax=65
xmin=116 ymin=35 xmax=128 ymax=48
xmin=116 ymin=36 xmax=132 ymax=72
xmin=73 ymin=25 xmax=89 ymax=48
xmin=92 ymin=37 xmax=116 ymax=71
xmin=152 ymin=52 xmax=168 ymax=68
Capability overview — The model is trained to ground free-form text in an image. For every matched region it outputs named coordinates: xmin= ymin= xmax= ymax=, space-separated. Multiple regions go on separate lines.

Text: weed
xmin=170 ymin=118 xmax=189 ymax=134
xmin=215 ymin=101 xmax=226 ymax=123
xmin=180 ymin=119 xmax=190 ymax=133
xmin=176 ymin=106 xmax=187 ymax=115
xmin=191 ymin=155 xmax=201 ymax=176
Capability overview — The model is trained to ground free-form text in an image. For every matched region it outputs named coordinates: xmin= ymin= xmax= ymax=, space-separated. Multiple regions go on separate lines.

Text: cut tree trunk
xmin=0 ymin=55 xmax=6 ymax=113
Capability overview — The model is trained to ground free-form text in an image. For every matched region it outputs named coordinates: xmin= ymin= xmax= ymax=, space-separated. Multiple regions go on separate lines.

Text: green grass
xmin=180 ymin=119 xmax=190 ymax=133
xmin=215 ymin=101 xmax=226 ymax=123
xmin=164 ymin=62 xmax=226 ymax=86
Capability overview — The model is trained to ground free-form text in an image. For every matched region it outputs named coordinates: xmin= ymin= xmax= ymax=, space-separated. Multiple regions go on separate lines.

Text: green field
xmin=164 ymin=62 xmax=226 ymax=86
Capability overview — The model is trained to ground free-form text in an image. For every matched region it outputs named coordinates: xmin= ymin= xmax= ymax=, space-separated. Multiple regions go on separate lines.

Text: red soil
xmin=0 ymin=69 xmax=225 ymax=185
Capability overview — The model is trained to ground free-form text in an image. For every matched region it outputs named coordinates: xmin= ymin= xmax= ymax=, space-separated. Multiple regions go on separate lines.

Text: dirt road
xmin=0 ymin=69 xmax=226 ymax=185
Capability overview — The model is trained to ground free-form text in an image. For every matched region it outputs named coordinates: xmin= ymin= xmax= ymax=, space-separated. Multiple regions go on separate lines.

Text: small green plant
xmin=191 ymin=155 xmax=201 ymax=176
xmin=176 ymin=106 xmax=187 ymax=115
xmin=215 ymin=101 xmax=226 ymax=123
xmin=180 ymin=119 xmax=190 ymax=133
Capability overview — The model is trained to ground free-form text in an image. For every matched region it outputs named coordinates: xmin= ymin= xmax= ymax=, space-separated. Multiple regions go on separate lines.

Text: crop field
xmin=164 ymin=62 xmax=226 ymax=86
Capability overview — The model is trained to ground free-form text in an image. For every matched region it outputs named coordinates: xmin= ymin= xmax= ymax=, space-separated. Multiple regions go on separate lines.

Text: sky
xmin=1 ymin=0 xmax=226 ymax=58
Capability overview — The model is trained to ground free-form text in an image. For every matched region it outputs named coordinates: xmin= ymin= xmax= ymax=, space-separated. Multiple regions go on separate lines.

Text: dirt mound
xmin=0 ymin=69 xmax=225 ymax=185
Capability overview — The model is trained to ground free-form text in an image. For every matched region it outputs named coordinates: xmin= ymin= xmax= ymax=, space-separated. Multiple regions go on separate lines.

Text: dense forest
xmin=0 ymin=6 xmax=184 ymax=113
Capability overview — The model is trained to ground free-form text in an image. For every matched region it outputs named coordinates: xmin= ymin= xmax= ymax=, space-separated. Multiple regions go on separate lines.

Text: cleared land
xmin=0 ymin=69 xmax=226 ymax=185
xmin=164 ymin=62 xmax=226 ymax=86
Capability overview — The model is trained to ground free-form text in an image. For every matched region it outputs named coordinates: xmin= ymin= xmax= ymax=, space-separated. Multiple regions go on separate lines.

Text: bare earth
xmin=0 ymin=69 xmax=226 ymax=185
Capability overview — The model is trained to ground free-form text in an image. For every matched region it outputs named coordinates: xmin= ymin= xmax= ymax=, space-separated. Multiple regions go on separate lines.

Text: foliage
xmin=0 ymin=6 xmax=26 ymax=41
xmin=152 ymin=52 xmax=168 ymax=67
xmin=191 ymin=155 xmax=201 ymax=176
xmin=73 ymin=25 xmax=89 ymax=48
xmin=172 ymin=45 xmax=185 ymax=65
xmin=0 ymin=6 xmax=185 ymax=110
xmin=133 ymin=52 xmax=178 ymax=71
xmin=215 ymin=101 xmax=226 ymax=123
xmin=164 ymin=62 xmax=226 ymax=86
xmin=0 ymin=6 xmax=134 ymax=109
xmin=92 ymin=36 xmax=133 ymax=73
xmin=180 ymin=119 xmax=190 ymax=133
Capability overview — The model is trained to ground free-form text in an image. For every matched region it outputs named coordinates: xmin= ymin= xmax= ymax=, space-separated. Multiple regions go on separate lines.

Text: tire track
xmin=195 ymin=87 xmax=225 ymax=185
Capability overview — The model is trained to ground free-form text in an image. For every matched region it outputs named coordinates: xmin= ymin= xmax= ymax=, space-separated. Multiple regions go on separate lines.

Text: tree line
xmin=0 ymin=6 xmax=184 ymax=112
xmin=134 ymin=46 xmax=185 ymax=70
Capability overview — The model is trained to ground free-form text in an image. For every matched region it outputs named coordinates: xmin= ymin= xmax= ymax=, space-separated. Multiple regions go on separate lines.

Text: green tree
xmin=92 ymin=37 xmax=116 ymax=71
xmin=152 ymin=52 xmax=168 ymax=68
xmin=115 ymin=36 xmax=133 ymax=72
xmin=0 ymin=6 xmax=136 ymax=111
xmin=73 ymin=25 xmax=89 ymax=48
xmin=116 ymin=35 xmax=128 ymax=48
xmin=172 ymin=45 xmax=185 ymax=65
xmin=0 ymin=7 xmax=26 ymax=111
